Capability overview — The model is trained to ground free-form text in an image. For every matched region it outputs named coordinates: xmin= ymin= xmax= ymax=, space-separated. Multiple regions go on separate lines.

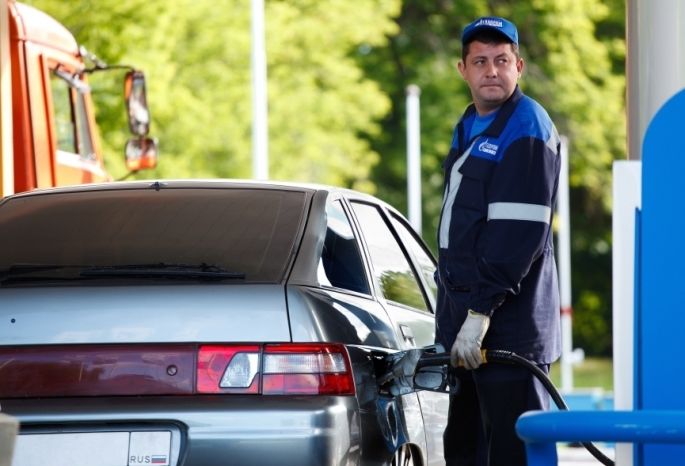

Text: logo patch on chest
xmin=475 ymin=139 xmax=499 ymax=158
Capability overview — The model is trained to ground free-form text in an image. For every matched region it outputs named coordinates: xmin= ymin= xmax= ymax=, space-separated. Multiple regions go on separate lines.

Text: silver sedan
xmin=0 ymin=180 xmax=448 ymax=466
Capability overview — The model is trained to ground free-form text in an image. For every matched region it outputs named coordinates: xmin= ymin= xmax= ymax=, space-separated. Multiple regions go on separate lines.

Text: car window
xmin=350 ymin=202 xmax=429 ymax=312
xmin=390 ymin=215 xmax=438 ymax=309
xmin=317 ymin=200 xmax=370 ymax=294
xmin=0 ymin=188 xmax=308 ymax=283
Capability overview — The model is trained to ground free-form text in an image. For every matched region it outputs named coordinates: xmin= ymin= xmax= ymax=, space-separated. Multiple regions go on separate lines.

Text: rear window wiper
xmin=0 ymin=264 xmax=82 ymax=278
xmin=80 ymin=263 xmax=245 ymax=281
xmin=0 ymin=264 xmax=71 ymax=276
xmin=0 ymin=264 xmax=87 ymax=285
xmin=0 ymin=263 xmax=245 ymax=285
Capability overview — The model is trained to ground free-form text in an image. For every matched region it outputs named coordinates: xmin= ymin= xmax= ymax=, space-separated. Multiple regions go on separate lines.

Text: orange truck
xmin=0 ymin=0 xmax=157 ymax=197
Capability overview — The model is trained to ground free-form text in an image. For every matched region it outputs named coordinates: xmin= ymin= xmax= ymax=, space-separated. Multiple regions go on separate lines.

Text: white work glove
xmin=451 ymin=310 xmax=490 ymax=370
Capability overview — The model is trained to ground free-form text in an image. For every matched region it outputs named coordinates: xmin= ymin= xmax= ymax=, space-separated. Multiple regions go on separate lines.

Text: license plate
xmin=13 ymin=431 xmax=171 ymax=466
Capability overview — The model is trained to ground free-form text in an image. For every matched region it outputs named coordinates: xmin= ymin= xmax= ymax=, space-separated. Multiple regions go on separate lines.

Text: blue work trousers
xmin=443 ymin=363 xmax=550 ymax=466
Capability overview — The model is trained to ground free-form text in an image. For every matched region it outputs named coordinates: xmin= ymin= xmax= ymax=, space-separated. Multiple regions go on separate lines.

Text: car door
xmin=384 ymin=212 xmax=449 ymax=466
xmin=347 ymin=200 xmax=435 ymax=349
xmin=347 ymin=199 xmax=448 ymax=466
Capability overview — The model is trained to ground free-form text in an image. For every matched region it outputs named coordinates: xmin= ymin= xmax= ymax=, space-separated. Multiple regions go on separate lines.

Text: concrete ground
xmin=558 ymin=444 xmax=615 ymax=465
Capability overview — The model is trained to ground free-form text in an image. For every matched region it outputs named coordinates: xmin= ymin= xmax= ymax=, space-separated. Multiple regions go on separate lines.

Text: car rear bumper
xmin=2 ymin=395 xmax=362 ymax=466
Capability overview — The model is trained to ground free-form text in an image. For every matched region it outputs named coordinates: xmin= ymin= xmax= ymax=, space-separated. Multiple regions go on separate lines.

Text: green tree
xmin=26 ymin=0 xmax=400 ymax=190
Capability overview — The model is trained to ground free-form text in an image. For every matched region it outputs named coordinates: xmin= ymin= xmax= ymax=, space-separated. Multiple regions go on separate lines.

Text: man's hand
xmin=451 ymin=310 xmax=491 ymax=369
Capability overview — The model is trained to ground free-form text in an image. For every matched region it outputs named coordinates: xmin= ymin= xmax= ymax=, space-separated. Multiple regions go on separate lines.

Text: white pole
xmin=612 ymin=161 xmax=641 ymax=466
xmin=557 ymin=135 xmax=574 ymax=393
xmin=251 ymin=0 xmax=268 ymax=180
xmin=627 ymin=0 xmax=685 ymax=161
xmin=406 ymin=84 xmax=421 ymax=234
xmin=0 ymin=0 xmax=14 ymax=196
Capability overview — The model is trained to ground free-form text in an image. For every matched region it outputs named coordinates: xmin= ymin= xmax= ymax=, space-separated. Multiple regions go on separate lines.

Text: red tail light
xmin=262 ymin=343 xmax=355 ymax=395
xmin=197 ymin=345 xmax=261 ymax=394
xmin=196 ymin=343 xmax=355 ymax=396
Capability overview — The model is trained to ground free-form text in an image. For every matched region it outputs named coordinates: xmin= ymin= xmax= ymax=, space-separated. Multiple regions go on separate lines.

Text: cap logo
xmin=462 ymin=16 xmax=518 ymax=46
xmin=476 ymin=18 xmax=504 ymax=28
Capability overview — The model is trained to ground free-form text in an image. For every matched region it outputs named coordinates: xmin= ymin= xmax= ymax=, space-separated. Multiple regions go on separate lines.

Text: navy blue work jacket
xmin=436 ymin=86 xmax=561 ymax=364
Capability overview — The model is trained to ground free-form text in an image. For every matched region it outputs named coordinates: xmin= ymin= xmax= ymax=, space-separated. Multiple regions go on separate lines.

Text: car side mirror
xmin=124 ymin=70 xmax=151 ymax=136
xmin=125 ymin=137 xmax=158 ymax=171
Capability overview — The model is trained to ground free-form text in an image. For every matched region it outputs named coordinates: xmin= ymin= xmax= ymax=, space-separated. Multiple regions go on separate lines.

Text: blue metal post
xmin=639 ymin=88 xmax=685 ymax=464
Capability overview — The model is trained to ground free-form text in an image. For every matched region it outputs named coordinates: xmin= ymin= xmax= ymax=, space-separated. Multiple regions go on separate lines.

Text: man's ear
xmin=457 ymin=60 xmax=466 ymax=78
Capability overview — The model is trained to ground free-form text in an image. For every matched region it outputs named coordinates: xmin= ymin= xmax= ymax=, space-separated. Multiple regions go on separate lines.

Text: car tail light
xmin=262 ymin=343 xmax=355 ymax=395
xmin=196 ymin=343 xmax=355 ymax=396
xmin=197 ymin=345 xmax=260 ymax=394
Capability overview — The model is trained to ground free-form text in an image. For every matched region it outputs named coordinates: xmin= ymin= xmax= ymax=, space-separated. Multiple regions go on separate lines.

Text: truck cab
xmin=3 ymin=1 xmax=156 ymax=194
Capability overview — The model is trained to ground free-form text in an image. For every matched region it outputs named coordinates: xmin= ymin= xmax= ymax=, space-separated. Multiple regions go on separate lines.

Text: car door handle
xmin=399 ymin=324 xmax=416 ymax=347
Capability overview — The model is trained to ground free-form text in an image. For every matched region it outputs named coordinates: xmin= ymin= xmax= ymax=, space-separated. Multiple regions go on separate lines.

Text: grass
xmin=549 ymin=357 xmax=613 ymax=392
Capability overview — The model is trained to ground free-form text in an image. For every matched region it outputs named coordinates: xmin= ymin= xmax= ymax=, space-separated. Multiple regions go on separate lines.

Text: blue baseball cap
xmin=461 ymin=17 xmax=519 ymax=46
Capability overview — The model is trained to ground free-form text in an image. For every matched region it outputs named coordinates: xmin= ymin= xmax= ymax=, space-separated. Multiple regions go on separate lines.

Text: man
xmin=435 ymin=16 xmax=561 ymax=466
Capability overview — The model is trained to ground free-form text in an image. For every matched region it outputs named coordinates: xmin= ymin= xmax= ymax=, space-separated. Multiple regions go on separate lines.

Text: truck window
xmin=50 ymin=71 xmax=95 ymax=160
xmin=50 ymin=73 xmax=75 ymax=152
xmin=74 ymin=91 xmax=95 ymax=160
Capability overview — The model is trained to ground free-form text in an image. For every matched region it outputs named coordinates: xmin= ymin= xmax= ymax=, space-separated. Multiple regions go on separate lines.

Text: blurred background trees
xmin=26 ymin=0 xmax=625 ymax=357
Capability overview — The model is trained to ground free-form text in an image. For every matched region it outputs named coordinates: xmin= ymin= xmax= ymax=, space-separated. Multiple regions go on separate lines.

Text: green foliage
xmin=550 ymin=357 xmax=613 ymax=391
xmin=265 ymin=0 xmax=400 ymax=190
xmin=25 ymin=0 xmax=400 ymax=189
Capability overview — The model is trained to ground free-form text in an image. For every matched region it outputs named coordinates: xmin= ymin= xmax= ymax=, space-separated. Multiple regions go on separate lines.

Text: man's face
xmin=458 ymin=40 xmax=523 ymax=115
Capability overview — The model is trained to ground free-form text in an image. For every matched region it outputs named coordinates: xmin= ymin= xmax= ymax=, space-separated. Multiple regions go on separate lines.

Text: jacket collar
xmin=460 ymin=85 xmax=523 ymax=138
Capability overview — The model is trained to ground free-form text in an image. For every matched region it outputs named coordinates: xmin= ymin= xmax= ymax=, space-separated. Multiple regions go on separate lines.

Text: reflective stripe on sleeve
xmin=546 ymin=126 xmax=560 ymax=154
xmin=487 ymin=202 xmax=551 ymax=224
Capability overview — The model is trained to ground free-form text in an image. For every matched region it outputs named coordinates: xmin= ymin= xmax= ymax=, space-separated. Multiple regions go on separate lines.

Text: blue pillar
xmin=639 ymin=88 xmax=685 ymax=464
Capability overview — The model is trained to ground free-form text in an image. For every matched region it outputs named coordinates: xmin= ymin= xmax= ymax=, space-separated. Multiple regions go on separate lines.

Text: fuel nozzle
xmin=415 ymin=348 xmax=488 ymax=369
xmin=377 ymin=344 xmax=446 ymax=396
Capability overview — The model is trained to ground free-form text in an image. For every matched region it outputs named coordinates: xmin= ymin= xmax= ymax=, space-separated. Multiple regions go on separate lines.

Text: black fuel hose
xmin=417 ymin=349 xmax=614 ymax=466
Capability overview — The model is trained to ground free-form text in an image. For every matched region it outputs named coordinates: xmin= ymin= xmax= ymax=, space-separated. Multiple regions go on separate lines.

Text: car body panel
xmin=3 ymin=396 xmax=361 ymax=466
xmin=418 ymin=391 xmax=449 ymax=465
xmin=0 ymin=284 xmax=291 ymax=345
xmin=286 ymin=286 xmax=399 ymax=349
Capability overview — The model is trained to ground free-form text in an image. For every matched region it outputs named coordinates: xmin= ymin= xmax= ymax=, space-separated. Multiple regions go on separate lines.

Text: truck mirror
xmin=124 ymin=70 xmax=151 ymax=136
xmin=125 ymin=137 xmax=158 ymax=171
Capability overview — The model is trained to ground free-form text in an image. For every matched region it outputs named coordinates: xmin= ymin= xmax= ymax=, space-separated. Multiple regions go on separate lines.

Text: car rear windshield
xmin=0 ymin=187 xmax=308 ymax=284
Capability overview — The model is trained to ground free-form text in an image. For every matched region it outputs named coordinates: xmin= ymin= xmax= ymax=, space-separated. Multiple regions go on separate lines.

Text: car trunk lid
xmin=0 ymin=284 xmax=290 ymax=345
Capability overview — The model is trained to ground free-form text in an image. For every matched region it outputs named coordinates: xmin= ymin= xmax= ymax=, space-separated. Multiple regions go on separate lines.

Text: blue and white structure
xmin=516 ymin=0 xmax=685 ymax=464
